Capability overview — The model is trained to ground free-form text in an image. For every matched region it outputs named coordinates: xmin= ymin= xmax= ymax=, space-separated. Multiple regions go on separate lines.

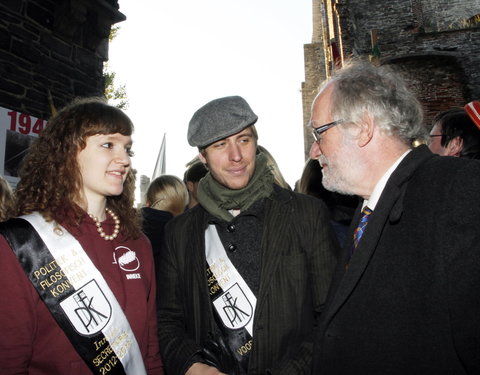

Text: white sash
xmin=205 ymin=225 xmax=256 ymax=335
xmin=23 ymin=212 xmax=146 ymax=375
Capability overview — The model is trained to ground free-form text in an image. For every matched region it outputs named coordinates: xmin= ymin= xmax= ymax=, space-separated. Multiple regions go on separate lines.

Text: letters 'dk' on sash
xmin=0 ymin=212 xmax=146 ymax=375
xmin=205 ymin=225 xmax=256 ymax=369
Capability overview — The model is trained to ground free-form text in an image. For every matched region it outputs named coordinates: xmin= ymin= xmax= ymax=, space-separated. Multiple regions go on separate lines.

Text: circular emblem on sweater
xmin=112 ymin=246 xmax=140 ymax=272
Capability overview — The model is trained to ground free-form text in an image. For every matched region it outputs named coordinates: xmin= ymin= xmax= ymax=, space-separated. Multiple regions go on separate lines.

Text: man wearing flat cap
xmin=156 ymin=96 xmax=338 ymax=374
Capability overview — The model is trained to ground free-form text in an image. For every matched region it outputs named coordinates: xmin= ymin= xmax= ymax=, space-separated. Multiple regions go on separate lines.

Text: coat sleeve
xmin=444 ymin=160 xmax=480 ymax=373
xmin=156 ymin=217 xmax=205 ymax=375
xmin=270 ymin=195 xmax=339 ymax=374
xmin=144 ymin=242 xmax=165 ymax=375
xmin=0 ymin=235 xmax=36 ymax=373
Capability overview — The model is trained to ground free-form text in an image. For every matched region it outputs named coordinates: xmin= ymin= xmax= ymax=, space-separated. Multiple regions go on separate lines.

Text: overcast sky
xmin=108 ymin=1 xmax=313 ymax=195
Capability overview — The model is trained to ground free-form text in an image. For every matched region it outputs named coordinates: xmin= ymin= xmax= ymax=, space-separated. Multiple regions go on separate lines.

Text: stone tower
xmin=301 ymin=0 xmax=480 ymax=159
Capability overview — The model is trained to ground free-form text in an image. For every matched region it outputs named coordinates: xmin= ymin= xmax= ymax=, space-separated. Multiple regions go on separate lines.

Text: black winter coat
xmin=157 ymin=186 xmax=338 ymax=375
xmin=313 ymin=146 xmax=480 ymax=374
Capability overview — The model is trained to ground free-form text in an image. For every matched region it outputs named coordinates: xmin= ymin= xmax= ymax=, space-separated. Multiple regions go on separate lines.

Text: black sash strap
xmin=0 ymin=218 xmax=127 ymax=375
xmin=207 ymin=267 xmax=253 ymax=374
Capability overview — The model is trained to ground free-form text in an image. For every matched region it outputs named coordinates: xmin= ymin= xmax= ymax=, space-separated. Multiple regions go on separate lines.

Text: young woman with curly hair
xmin=0 ymin=97 xmax=163 ymax=375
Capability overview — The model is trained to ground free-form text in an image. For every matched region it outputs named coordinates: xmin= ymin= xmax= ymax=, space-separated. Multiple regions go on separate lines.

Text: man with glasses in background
xmin=428 ymin=102 xmax=480 ymax=159
xmin=309 ymin=60 xmax=480 ymax=374
xmin=156 ymin=96 xmax=338 ymax=375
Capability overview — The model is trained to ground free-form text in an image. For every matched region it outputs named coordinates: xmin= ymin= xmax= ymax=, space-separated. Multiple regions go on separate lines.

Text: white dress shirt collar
xmin=363 ymin=149 xmax=411 ymax=210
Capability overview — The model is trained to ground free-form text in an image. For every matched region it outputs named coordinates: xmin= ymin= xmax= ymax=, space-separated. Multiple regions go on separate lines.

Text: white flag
xmin=151 ymin=133 xmax=166 ymax=180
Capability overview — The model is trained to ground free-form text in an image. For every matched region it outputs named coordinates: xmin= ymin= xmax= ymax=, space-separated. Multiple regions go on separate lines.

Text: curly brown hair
xmin=15 ymin=97 xmax=141 ymax=239
xmin=0 ymin=176 xmax=15 ymax=222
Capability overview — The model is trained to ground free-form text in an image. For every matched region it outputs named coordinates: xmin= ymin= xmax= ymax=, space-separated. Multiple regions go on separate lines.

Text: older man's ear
xmin=357 ymin=112 xmax=376 ymax=148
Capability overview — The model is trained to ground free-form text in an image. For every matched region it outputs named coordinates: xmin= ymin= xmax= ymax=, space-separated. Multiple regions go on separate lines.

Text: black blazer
xmin=157 ymin=186 xmax=338 ymax=375
xmin=312 ymin=145 xmax=480 ymax=374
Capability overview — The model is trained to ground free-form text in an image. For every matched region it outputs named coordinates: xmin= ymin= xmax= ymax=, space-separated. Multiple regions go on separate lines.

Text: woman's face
xmin=76 ymin=133 xmax=132 ymax=206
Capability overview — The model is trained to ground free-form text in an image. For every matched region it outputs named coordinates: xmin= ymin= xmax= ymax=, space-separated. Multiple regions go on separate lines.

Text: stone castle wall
xmin=0 ymin=0 xmax=125 ymax=120
xmin=302 ymin=0 xmax=480 ymax=158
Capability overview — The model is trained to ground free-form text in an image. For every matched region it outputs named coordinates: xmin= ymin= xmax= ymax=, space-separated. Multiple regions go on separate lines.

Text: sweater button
xmin=227 ymin=243 xmax=237 ymax=252
xmin=227 ymin=224 xmax=236 ymax=232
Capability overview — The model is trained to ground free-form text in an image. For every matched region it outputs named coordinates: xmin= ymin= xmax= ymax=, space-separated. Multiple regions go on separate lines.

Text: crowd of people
xmin=0 ymin=59 xmax=479 ymax=374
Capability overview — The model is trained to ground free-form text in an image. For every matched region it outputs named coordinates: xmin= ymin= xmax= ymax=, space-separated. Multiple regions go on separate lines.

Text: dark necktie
xmin=352 ymin=206 xmax=373 ymax=250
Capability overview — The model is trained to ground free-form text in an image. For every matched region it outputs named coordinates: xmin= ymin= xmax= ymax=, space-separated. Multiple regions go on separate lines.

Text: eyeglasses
xmin=427 ymin=134 xmax=443 ymax=145
xmin=311 ymin=119 xmax=344 ymax=143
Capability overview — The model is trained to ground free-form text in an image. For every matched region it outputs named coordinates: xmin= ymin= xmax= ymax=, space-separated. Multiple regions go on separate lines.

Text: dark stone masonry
xmin=0 ymin=0 xmax=125 ymax=120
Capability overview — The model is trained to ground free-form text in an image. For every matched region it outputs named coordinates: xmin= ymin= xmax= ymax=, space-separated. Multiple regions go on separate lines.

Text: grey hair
xmin=324 ymin=59 xmax=426 ymax=145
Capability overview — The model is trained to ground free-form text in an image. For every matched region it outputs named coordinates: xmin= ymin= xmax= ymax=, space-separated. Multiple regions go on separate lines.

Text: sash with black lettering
xmin=0 ymin=213 xmax=146 ymax=375
xmin=205 ymin=225 xmax=255 ymax=373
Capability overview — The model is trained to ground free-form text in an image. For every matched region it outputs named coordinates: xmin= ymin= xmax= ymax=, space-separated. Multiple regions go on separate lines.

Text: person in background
xmin=184 ymin=159 xmax=208 ymax=209
xmin=296 ymin=157 xmax=357 ymax=247
xmin=141 ymin=174 xmax=188 ymax=254
xmin=157 ymin=95 xmax=338 ymax=375
xmin=428 ymin=105 xmax=480 ymax=159
xmin=309 ymin=59 xmax=480 ymax=374
xmin=0 ymin=97 xmax=163 ymax=375
xmin=0 ymin=176 xmax=15 ymax=222
xmin=256 ymin=145 xmax=291 ymax=190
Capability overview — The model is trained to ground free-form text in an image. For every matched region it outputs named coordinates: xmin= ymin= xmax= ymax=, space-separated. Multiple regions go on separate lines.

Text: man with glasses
xmin=309 ymin=60 xmax=480 ymax=374
xmin=156 ymin=96 xmax=338 ymax=375
xmin=428 ymin=104 xmax=480 ymax=159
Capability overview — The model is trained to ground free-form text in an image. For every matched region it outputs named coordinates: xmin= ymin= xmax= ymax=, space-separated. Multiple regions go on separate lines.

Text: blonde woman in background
xmin=141 ymin=175 xmax=188 ymax=256
xmin=0 ymin=176 xmax=15 ymax=222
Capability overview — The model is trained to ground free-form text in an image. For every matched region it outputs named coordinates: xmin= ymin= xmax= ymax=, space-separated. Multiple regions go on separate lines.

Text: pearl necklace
xmin=89 ymin=208 xmax=120 ymax=241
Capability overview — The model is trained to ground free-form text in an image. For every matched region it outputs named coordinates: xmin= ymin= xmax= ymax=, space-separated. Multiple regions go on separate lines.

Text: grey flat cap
xmin=188 ymin=96 xmax=258 ymax=148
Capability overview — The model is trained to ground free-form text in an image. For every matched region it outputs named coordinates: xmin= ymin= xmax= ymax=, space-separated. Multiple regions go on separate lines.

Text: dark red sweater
xmin=0 ymin=213 xmax=163 ymax=374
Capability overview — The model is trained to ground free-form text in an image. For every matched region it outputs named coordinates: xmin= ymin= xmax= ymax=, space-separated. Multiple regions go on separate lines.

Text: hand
xmin=186 ymin=362 xmax=227 ymax=375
